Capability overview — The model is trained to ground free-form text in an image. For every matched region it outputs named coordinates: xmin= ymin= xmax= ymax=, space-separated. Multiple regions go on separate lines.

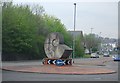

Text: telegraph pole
xmin=90 ymin=28 xmax=93 ymax=53
xmin=73 ymin=3 xmax=76 ymax=63
xmin=91 ymin=28 xmax=93 ymax=34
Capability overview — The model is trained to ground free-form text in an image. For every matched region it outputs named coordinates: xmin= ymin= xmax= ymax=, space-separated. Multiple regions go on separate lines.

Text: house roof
xmin=68 ymin=31 xmax=83 ymax=38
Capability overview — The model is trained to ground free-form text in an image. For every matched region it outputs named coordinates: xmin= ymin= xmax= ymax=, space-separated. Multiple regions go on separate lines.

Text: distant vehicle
xmin=91 ymin=53 xmax=99 ymax=58
xmin=85 ymin=49 xmax=90 ymax=54
xmin=112 ymin=55 xmax=120 ymax=61
xmin=103 ymin=52 xmax=110 ymax=57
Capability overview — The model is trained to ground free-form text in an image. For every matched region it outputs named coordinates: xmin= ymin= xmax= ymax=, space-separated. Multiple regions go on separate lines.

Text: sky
xmin=11 ymin=0 xmax=118 ymax=39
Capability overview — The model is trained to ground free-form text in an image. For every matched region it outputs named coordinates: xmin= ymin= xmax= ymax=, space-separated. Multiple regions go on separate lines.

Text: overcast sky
xmin=12 ymin=0 xmax=118 ymax=39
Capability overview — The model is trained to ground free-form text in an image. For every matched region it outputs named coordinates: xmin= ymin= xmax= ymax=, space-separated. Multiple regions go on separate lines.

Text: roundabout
xmin=2 ymin=32 xmax=116 ymax=75
xmin=2 ymin=63 xmax=116 ymax=75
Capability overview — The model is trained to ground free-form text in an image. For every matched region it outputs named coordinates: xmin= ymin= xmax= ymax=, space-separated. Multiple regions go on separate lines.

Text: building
xmin=68 ymin=30 xmax=86 ymax=52
xmin=68 ymin=31 xmax=84 ymax=38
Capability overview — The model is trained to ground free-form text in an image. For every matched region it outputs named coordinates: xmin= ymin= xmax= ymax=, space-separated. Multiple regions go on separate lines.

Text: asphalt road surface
xmin=1 ymin=57 xmax=119 ymax=81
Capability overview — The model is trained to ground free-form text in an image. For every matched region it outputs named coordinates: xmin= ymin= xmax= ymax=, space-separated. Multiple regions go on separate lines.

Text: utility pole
xmin=73 ymin=3 xmax=76 ymax=63
xmin=91 ymin=28 xmax=93 ymax=34
xmin=99 ymin=32 xmax=101 ymax=36
xmin=99 ymin=32 xmax=102 ymax=54
xmin=90 ymin=28 xmax=93 ymax=53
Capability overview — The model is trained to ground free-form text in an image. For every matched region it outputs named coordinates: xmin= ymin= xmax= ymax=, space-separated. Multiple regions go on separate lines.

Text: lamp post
xmin=73 ymin=3 xmax=76 ymax=63
xmin=74 ymin=3 xmax=76 ymax=32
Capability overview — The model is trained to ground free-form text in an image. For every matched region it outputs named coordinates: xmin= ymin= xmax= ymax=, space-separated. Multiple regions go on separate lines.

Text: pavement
xmin=1 ymin=57 xmax=117 ymax=75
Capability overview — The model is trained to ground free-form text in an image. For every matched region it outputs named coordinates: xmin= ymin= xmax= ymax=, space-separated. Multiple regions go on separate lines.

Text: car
xmin=112 ymin=55 xmax=120 ymax=61
xmin=103 ymin=52 xmax=110 ymax=57
xmin=91 ymin=53 xmax=99 ymax=58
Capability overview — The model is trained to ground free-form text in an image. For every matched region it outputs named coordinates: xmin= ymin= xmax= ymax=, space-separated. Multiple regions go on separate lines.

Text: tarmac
xmin=1 ymin=57 xmax=116 ymax=75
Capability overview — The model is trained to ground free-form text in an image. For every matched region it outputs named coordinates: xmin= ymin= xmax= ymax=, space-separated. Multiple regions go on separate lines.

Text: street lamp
xmin=74 ymin=3 xmax=76 ymax=32
xmin=73 ymin=3 xmax=76 ymax=63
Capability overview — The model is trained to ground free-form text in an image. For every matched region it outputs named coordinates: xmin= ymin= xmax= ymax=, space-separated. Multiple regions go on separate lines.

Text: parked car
xmin=91 ymin=53 xmax=99 ymax=58
xmin=103 ymin=52 xmax=110 ymax=57
xmin=112 ymin=55 xmax=120 ymax=61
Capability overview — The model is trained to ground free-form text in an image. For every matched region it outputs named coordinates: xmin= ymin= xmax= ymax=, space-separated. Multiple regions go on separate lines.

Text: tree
xmin=84 ymin=34 xmax=101 ymax=53
xmin=43 ymin=14 xmax=72 ymax=47
xmin=2 ymin=2 xmax=73 ymax=61
xmin=2 ymin=2 xmax=46 ymax=60
xmin=31 ymin=4 xmax=45 ymax=16
xmin=75 ymin=35 xmax=85 ymax=57
xmin=0 ymin=2 xmax=2 ymax=52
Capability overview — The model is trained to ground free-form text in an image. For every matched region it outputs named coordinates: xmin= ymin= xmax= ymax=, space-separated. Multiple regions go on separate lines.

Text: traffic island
xmin=2 ymin=65 xmax=116 ymax=75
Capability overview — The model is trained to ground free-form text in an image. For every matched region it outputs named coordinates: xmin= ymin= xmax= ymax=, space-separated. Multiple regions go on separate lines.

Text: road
xmin=1 ymin=57 xmax=119 ymax=81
